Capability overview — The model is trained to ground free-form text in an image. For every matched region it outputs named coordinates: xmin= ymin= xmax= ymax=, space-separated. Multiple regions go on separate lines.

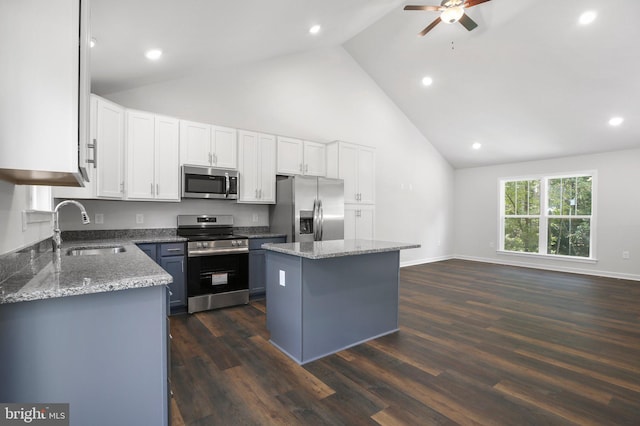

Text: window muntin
xmin=500 ymin=173 xmax=594 ymax=259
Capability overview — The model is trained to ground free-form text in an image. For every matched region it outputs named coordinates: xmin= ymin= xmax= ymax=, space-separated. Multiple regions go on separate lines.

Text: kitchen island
xmin=0 ymin=239 xmax=176 ymax=426
xmin=263 ymin=239 xmax=419 ymax=364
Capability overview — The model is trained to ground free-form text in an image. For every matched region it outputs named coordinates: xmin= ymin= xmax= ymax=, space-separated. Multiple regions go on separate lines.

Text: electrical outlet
xmin=136 ymin=214 xmax=144 ymax=224
xmin=252 ymin=213 xmax=259 ymax=223
xmin=489 ymin=241 xmax=495 ymax=248
xmin=622 ymin=251 xmax=630 ymax=260
xmin=95 ymin=213 xmax=104 ymax=224
xmin=279 ymin=270 xmax=286 ymax=287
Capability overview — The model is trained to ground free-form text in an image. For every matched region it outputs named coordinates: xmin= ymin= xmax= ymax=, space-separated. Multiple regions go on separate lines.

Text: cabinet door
xmin=0 ymin=0 xmax=85 ymax=183
xmin=137 ymin=243 xmax=157 ymax=261
xmin=154 ymin=115 xmax=180 ymax=201
xmin=159 ymin=255 xmax=187 ymax=309
xmin=53 ymin=95 xmax=98 ymax=199
xmin=179 ymin=120 xmax=211 ymax=167
xmin=344 ymin=205 xmax=357 ymax=240
xmin=238 ymin=130 xmax=260 ymax=203
xmin=212 ymin=125 xmax=237 ymax=169
xmin=357 ymin=147 xmax=376 ymax=204
xmin=258 ymin=133 xmax=276 ymax=203
xmin=303 ymin=141 xmax=326 ymax=176
xmin=338 ymin=143 xmax=359 ymax=203
xmin=96 ymin=98 xmax=125 ymax=199
xmin=355 ymin=205 xmax=375 ymax=240
xmin=126 ymin=110 xmax=155 ymax=200
xmin=276 ymin=136 xmax=304 ymax=175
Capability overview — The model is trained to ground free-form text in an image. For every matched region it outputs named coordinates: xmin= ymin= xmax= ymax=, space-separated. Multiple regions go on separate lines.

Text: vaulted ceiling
xmin=91 ymin=0 xmax=640 ymax=168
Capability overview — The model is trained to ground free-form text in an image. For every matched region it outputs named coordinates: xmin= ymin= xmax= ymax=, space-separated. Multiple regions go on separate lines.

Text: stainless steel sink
xmin=66 ymin=246 xmax=127 ymax=256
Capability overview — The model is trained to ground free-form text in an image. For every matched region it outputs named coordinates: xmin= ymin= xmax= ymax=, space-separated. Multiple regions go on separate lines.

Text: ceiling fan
xmin=404 ymin=0 xmax=492 ymax=36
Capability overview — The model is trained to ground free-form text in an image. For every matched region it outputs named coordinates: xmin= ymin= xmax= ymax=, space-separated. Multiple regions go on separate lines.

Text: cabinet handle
xmin=181 ymin=260 xmax=184 ymax=273
xmin=259 ymin=188 xmax=262 ymax=199
xmin=213 ymin=153 xmax=217 ymax=165
xmin=87 ymin=138 xmax=97 ymax=168
xmin=166 ymin=248 xmax=181 ymax=252
xmin=151 ymin=183 xmax=154 ymax=195
xmin=305 ymin=164 xmax=309 ymax=173
xmin=120 ymin=182 xmax=124 ymax=193
xmin=156 ymin=184 xmax=159 ymax=196
xmin=208 ymin=153 xmax=212 ymax=164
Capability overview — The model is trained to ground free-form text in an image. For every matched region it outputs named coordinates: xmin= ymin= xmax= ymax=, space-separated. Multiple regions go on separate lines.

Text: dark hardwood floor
xmin=170 ymin=259 xmax=640 ymax=425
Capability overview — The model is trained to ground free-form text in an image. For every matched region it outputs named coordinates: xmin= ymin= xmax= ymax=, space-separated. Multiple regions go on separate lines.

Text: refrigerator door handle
xmin=319 ymin=200 xmax=324 ymax=240
xmin=312 ymin=199 xmax=320 ymax=241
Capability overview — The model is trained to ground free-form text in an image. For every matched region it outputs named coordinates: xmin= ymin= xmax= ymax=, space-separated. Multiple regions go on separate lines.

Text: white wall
xmin=101 ymin=46 xmax=454 ymax=264
xmin=57 ymin=199 xmax=268 ymax=230
xmin=0 ymin=181 xmax=52 ymax=255
xmin=454 ymin=148 xmax=640 ymax=280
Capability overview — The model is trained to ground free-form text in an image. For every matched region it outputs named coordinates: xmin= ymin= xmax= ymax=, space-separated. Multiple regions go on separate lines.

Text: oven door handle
xmin=225 ymin=172 xmax=230 ymax=198
xmin=188 ymin=248 xmax=249 ymax=257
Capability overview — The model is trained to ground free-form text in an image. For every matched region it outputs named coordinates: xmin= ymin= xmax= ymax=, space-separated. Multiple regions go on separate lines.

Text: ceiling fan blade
xmin=458 ymin=13 xmax=478 ymax=31
xmin=464 ymin=0 xmax=491 ymax=8
xmin=419 ymin=17 xmax=442 ymax=36
xmin=404 ymin=5 xmax=442 ymax=11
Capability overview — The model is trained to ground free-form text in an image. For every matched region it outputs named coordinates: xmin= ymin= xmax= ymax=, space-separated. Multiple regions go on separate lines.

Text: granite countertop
xmin=0 ymin=240 xmax=173 ymax=305
xmin=262 ymin=239 xmax=420 ymax=260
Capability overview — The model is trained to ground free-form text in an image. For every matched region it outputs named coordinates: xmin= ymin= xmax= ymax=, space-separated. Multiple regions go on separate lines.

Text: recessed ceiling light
xmin=609 ymin=116 xmax=624 ymax=126
xmin=421 ymin=76 xmax=433 ymax=87
xmin=309 ymin=25 xmax=321 ymax=35
xmin=145 ymin=49 xmax=163 ymax=60
xmin=90 ymin=38 xmax=96 ymax=48
xmin=472 ymin=142 xmax=482 ymax=150
xmin=579 ymin=11 xmax=597 ymax=25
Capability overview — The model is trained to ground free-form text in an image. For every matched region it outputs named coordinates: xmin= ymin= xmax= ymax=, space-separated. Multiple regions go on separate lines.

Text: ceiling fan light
xmin=441 ymin=6 xmax=465 ymax=24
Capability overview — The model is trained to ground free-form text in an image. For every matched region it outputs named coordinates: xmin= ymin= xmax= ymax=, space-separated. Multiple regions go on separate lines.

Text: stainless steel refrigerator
xmin=269 ymin=176 xmax=344 ymax=242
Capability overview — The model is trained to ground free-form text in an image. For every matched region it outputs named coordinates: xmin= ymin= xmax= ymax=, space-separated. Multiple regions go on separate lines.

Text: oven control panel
xmin=187 ymin=239 xmax=249 ymax=257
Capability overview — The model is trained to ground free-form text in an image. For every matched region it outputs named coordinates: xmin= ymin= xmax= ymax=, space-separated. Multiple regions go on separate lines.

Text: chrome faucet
xmin=52 ymin=200 xmax=90 ymax=252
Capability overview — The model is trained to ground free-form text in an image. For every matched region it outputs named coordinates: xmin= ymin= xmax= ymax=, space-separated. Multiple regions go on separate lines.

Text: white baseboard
xmin=452 ymin=254 xmax=640 ymax=282
xmin=400 ymin=255 xmax=454 ymax=268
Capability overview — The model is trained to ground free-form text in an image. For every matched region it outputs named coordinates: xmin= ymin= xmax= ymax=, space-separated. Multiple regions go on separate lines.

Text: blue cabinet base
xmin=265 ymin=250 xmax=400 ymax=364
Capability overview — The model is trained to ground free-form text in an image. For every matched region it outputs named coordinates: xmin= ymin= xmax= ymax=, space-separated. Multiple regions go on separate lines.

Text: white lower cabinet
xmin=238 ymin=130 xmax=276 ymax=203
xmin=126 ymin=110 xmax=180 ymax=201
xmin=345 ymin=204 xmax=375 ymax=240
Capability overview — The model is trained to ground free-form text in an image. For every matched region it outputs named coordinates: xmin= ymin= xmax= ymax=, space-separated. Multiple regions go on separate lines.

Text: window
xmin=500 ymin=173 xmax=595 ymax=259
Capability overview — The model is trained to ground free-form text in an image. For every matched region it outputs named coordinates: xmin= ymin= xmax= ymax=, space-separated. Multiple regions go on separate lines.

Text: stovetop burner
xmin=176 ymin=214 xmax=248 ymax=243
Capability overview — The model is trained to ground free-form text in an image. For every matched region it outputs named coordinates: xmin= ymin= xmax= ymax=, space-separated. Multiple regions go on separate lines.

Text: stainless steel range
xmin=177 ymin=215 xmax=249 ymax=313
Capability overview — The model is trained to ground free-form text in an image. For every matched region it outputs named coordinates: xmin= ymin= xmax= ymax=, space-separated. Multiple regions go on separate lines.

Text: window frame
xmin=498 ymin=171 xmax=597 ymax=262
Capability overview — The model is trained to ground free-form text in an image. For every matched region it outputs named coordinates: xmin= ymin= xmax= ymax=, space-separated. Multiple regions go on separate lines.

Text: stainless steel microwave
xmin=182 ymin=166 xmax=238 ymax=200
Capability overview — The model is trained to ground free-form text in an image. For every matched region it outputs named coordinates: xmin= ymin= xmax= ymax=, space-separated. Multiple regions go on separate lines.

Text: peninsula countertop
xmin=262 ymin=239 xmax=420 ymax=260
xmin=0 ymin=238 xmax=182 ymax=305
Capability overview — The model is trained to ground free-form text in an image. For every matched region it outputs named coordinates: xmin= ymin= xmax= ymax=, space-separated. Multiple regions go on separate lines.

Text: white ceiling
xmin=91 ymin=0 xmax=640 ymax=169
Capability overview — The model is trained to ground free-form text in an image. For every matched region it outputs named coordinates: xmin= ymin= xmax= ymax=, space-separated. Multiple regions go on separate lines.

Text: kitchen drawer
xmin=160 ymin=243 xmax=185 ymax=257
xmin=249 ymin=237 xmax=286 ymax=250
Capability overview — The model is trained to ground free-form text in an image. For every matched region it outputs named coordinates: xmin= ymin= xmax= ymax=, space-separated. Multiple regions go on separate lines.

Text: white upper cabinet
xmin=126 ymin=111 xmax=180 ymax=202
xmin=54 ymin=95 xmax=98 ymax=199
xmin=276 ymin=136 xmax=304 ymax=175
xmin=0 ymin=0 xmax=90 ymax=186
xmin=154 ymin=116 xmax=181 ymax=201
xmin=276 ymin=137 xmax=325 ymax=176
xmin=126 ymin=110 xmax=155 ymax=200
xmin=238 ymin=130 xmax=276 ymax=204
xmin=96 ymin=97 xmax=125 ymax=199
xmin=327 ymin=141 xmax=375 ymax=204
xmin=303 ymin=141 xmax=326 ymax=176
xmin=180 ymin=120 xmax=237 ymax=169
xmin=212 ymin=126 xmax=237 ymax=169
xmin=179 ymin=120 xmax=211 ymax=167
